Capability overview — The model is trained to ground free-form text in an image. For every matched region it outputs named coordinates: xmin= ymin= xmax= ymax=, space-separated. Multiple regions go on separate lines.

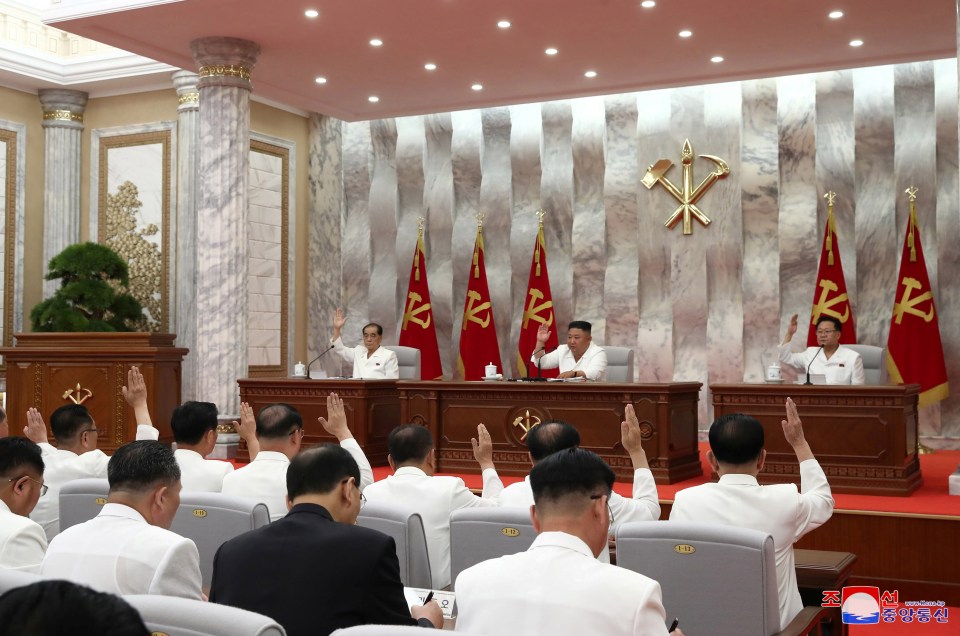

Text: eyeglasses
xmin=815 ymin=330 xmax=837 ymax=336
xmin=590 ymin=493 xmax=615 ymax=525
xmin=341 ymin=477 xmax=366 ymax=508
xmin=289 ymin=428 xmax=305 ymax=439
xmin=360 ymin=491 xmax=367 ymax=509
xmin=8 ymin=476 xmax=48 ymax=497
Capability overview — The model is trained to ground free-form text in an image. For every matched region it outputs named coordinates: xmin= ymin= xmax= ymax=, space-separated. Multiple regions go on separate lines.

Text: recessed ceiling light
xmin=314 ymin=76 xmax=327 ymax=84
xmin=471 ymin=83 xmax=483 ymax=91
xmin=304 ymin=9 xmax=319 ymax=18
xmin=849 ymin=39 xmax=863 ymax=47
xmin=424 ymin=63 xmax=437 ymax=71
xmin=641 ymin=1 xmax=656 ymax=7
xmin=678 ymin=30 xmax=692 ymax=38
xmin=368 ymin=96 xmax=379 ymax=103
xmin=584 ymin=70 xmax=597 ymax=78
xmin=545 ymin=47 xmax=558 ymax=56
xmin=370 ymin=38 xmax=383 ymax=47
xmin=710 ymin=56 xmax=724 ymax=63
xmin=497 ymin=20 xmax=511 ymax=28
xmin=828 ymin=10 xmax=844 ymax=19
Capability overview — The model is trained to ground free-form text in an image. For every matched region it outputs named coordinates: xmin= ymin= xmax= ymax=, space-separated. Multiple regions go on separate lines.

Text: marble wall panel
xmin=368 ymin=119 xmax=399 ymax=345
xmin=423 ymin=114 xmax=455 ymax=377
xmin=740 ymin=79 xmax=781 ymax=381
xmin=395 ymin=116 xmax=426 ymax=322
xmin=568 ymin=98 xmax=603 ymax=336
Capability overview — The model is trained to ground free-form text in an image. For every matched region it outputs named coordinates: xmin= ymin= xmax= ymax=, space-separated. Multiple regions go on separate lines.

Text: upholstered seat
xmin=357 ymin=501 xmax=432 ymax=589
xmin=449 ymin=506 xmax=536 ymax=586
xmin=843 ymin=344 xmax=888 ymax=384
xmin=384 ymin=346 xmax=422 ymax=380
xmin=603 ymin=346 xmax=634 ymax=382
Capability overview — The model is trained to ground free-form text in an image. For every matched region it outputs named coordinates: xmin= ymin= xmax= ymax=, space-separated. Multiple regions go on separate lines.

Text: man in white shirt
xmin=0 ymin=437 xmax=48 ymax=573
xmin=497 ymin=407 xmax=660 ymax=561
xmin=670 ymin=398 xmax=835 ymax=631
xmin=41 ymin=440 xmax=202 ymax=599
xmin=779 ymin=314 xmax=864 ymax=384
xmin=170 ymin=400 xmax=259 ymax=492
xmin=330 ymin=307 xmax=399 ymax=379
xmin=27 ymin=366 xmax=159 ymax=540
xmin=362 ymin=423 xmax=503 ymax=589
xmin=531 ymin=320 xmax=608 ymax=380
xmin=455 ymin=448 xmax=678 ymax=636
xmin=221 ymin=393 xmax=373 ymax=521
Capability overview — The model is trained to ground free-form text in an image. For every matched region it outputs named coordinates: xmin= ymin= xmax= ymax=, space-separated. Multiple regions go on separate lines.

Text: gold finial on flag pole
xmin=534 ymin=209 xmax=546 ymax=276
xmin=473 ymin=214 xmax=485 ymax=278
xmin=905 ymin=186 xmax=918 ymax=202
xmin=824 ymin=191 xmax=837 ymax=207
xmin=906 ymin=187 xmax=918 ymax=262
xmin=535 ymin=209 xmax=546 ymax=225
xmin=414 ymin=217 xmax=426 ymax=281
xmin=824 ymin=192 xmax=837 ymax=266
xmin=417 ymin=216 xmax=425 ymax=233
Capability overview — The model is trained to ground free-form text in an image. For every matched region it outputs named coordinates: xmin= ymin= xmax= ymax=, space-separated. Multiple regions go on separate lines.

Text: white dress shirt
xmin=362 ymin=465 xmax=503 ymax=589
xmin=331 ymin=337 xmax=399 ymax=379
xmin=41 ymin=503 xmax=202 ymax=599
xmin=497 ymin=470 xmax=661 ymax=563
xmin=31 ymin=424 xmax=159 ymax=540
xmin=221 ymin=439 xmax=373 ymax=521
xmin=531 ymin=342 xmax=608 ymax=381
xmin=173 ymin=448 xmax=234 ymax=493
xmin=454 ymin=531 xmax=669 ymax=635
xmin=778 ymin=344 xmax=865 ymax=385
xmin=0 ymin=500 xmax=47 ymax=573
xmin=669 ymin=459 xmax=835 ymax=630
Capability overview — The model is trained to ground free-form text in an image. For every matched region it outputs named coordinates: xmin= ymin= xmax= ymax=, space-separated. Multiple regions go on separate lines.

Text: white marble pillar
xmin=173 ymin=70 xmax=201 ymax=401
xmin=39 ymin=89 xmax=87 ymax=298
xmin=191 ymin=37 xmax=260 ymax=416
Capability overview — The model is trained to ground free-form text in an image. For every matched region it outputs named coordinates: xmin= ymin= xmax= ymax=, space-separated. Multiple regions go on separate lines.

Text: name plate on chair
xmin=404 ymin=588 xmax=457 ymax=619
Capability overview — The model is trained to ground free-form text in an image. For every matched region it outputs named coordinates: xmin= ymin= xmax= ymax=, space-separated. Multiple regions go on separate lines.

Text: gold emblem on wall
xmin=642 ymin=139 xmax=729 ymax=235
xmin=63 ymin=383 xmax=93 ymax=405
xmin=511 ymin=410 xmax=542 ymax=441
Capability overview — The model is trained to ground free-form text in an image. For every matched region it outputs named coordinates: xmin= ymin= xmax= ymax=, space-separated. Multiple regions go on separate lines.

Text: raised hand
xmin=536 ymin=323 xmax=551 ymax=346
xmin=471 ymin=423 xmax=494 ymax=469
xmin=232 ymin=402 xmax=260 ymax=459
xmin=621 ymin=404 xmax=649 ymax=469
xmin=781 ymin=397 xmax=814 ymax=462
xmin=333 ymin=307 xmax=347 ymax=330
xmin=122 ymin=366 xmax=148 ymax=408
xmin=784 ymin=313 xmax=799 ymax=342
xmin=319 ymin=392 xmax=352 ymax=441
xmin=24 ymin=407 xmax=48 ymax=444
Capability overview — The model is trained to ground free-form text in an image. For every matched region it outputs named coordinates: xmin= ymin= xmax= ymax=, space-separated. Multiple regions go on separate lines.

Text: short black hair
xmin=568 ymin=320 xmax=592 ymax=333
xmin=0 ymin=580 xmax=149 ymax=636
xmin=530 ymin=448 xmax=614 ymax=505
xmin=287 ymin=445 xmax=361 ymax=500
xmin=526 ymin=420 xmax=580 ymax=461
xmin=107 ymin=440 xmax=180 ymax=493
xmin=387 ymin=424 xmax=434 ymax=465
xmin=0 ymin=437 xmax=44 ymax=478
xmin=708 ymin=413 xmax=765 ymax=465
xmin=256 ymin=403 xmax=303 ymax=440
xmin=171 ymin=401 xmax=219 ymax=445
xmin=816 ymin=316 xmax=842 ymax=332
xmin=50 ymin=404 xmax=93 ymax=442
xmin=362 ymin=323 xmax=383 ymax=336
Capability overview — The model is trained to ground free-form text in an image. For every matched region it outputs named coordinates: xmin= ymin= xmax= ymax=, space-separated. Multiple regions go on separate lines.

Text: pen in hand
xmin=423 ymin=591 xmax=434 ymax=605
xmin=668 ymin=618 xmax=679 ymax=633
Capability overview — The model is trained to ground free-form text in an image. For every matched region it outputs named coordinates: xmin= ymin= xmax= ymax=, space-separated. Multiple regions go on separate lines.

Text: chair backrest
xmin=602 ymin=346 xmax=634 ymax=382
xmin=616 ymin=521 xmax=780 ymax=636
xmin=843 ymin=344 xmax=888 ymax=384
xmin=357 ymin=502 xmax=432 ymax=589
xmin=170 ymin=492 xmax=271 ymax=588
xmin=449 ymin=507 xmax=536 ymax=586
xmin=124 ymin=594 xmax=286 ymax=636
xmin=58 ymin=478 xmax=110 ymax=532
xmin=0 ymin=568 xmax=42 ymax=596
xmin=384 ymin=346 xmax=421 ymax=380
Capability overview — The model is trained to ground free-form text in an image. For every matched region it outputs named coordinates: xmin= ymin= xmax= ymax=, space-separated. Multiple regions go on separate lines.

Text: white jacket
xmin=0 ymin=500 xmax=47 ymax=573
xmin=331 ymin=337 xmax=399 ymax=379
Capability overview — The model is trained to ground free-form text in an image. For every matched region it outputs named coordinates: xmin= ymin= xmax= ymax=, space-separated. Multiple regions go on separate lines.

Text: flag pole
xmin=905 ymin=187 xmax=935 ymax=455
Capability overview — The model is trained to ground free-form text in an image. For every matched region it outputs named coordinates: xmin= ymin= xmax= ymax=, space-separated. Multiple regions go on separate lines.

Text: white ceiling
xmin=39 ymin=0 xmax=959 ymax=121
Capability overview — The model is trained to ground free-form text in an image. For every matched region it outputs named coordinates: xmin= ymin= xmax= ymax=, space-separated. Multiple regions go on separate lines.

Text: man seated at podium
xmin=27 ymin=367 xmax=159 ymax=540
xmin=330 ymin=307 xmax=399 ymax=379
xmin=779 ymin=315 xmax=864 ymax=384
xmin=531 ymin=321 xmax=607 ymax=381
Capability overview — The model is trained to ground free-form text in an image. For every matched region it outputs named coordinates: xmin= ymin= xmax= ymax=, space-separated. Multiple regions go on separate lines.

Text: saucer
xmin=483 ymin=374 xmax=503 ymax=381
xmin=764 ymin=378 xmax=784 ymax=384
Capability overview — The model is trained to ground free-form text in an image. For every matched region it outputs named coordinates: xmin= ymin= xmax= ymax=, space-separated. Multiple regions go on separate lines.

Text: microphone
xmin=804 ymin=346 xmax=823 ymax=385
xmin=305 ymin=344 xmax=335 ymax=380
xmin=521 ymin=348 xmax=550 ymax=382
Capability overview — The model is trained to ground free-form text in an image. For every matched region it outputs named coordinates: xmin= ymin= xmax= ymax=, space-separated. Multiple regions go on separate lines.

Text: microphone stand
xmin=305 ymin=344 xmax=335 ymax=379
xmin=804 ymin=346 xmax=823 ymax=385
xmin=521 ymin=349 xmax=549 ymax=382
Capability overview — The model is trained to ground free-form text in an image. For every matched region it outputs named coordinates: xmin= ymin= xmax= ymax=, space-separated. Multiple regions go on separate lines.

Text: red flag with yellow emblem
xmin=806 ymin=198 xmax=857 ymax=346
xmin=887 ymin=193 xmax=949 ymax=407
xmin=517 ymin=218 xmax=558 ymax=378
xmin=399 ymin=226 xmax=443 ymax=380
xmin=457 ymin=223 xmax=502 ymax=380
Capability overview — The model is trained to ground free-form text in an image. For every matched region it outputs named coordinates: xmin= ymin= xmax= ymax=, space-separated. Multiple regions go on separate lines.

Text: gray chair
xmin=170 ymin=492 xmax=271 ymax=588
xmin=332 ymin=627 xmax=443 ymax=635
xmin=58 ymin=478 xmax=110 ymax=532
xmin=843 ymin=344 xmax=888 ymax=384
xmin=616 ymin=521 xmax=827 ymax=636
xmin=124 ymin=594 xmax=285 ymax=636
xmin=0 ymin=568 xmax=42 ymax=596
xmin=357 ymin=502 xmax=432 ymax=589
xmin=603 ymin=346 xmax=634 ymax=382
xmin=449 ymin=507 xmax=536 ymax=587
xmin=384 ymin=346 xmax=422 ymax=380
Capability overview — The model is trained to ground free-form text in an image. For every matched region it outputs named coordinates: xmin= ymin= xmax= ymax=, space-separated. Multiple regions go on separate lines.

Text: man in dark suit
xmin=209 ymin=445 xmax=442 ymax=635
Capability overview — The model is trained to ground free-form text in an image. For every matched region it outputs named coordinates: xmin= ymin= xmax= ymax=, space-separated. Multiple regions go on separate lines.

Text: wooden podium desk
xmin=396 ymin=381 xmax=702 ymax=483
xmin=236 ymin=378 xmax=399 ymax=464
xmin=711 ymin=383 xmax=921 ymax=496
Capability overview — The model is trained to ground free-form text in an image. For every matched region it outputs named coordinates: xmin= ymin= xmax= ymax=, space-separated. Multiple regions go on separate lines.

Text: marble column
xmin=172 ymin=70 xmax=201 ymax=401
xmin=39 ymin=89 xmax=87 ymax=298
xmin=191 ymin=37 xmax=260 ymax=416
